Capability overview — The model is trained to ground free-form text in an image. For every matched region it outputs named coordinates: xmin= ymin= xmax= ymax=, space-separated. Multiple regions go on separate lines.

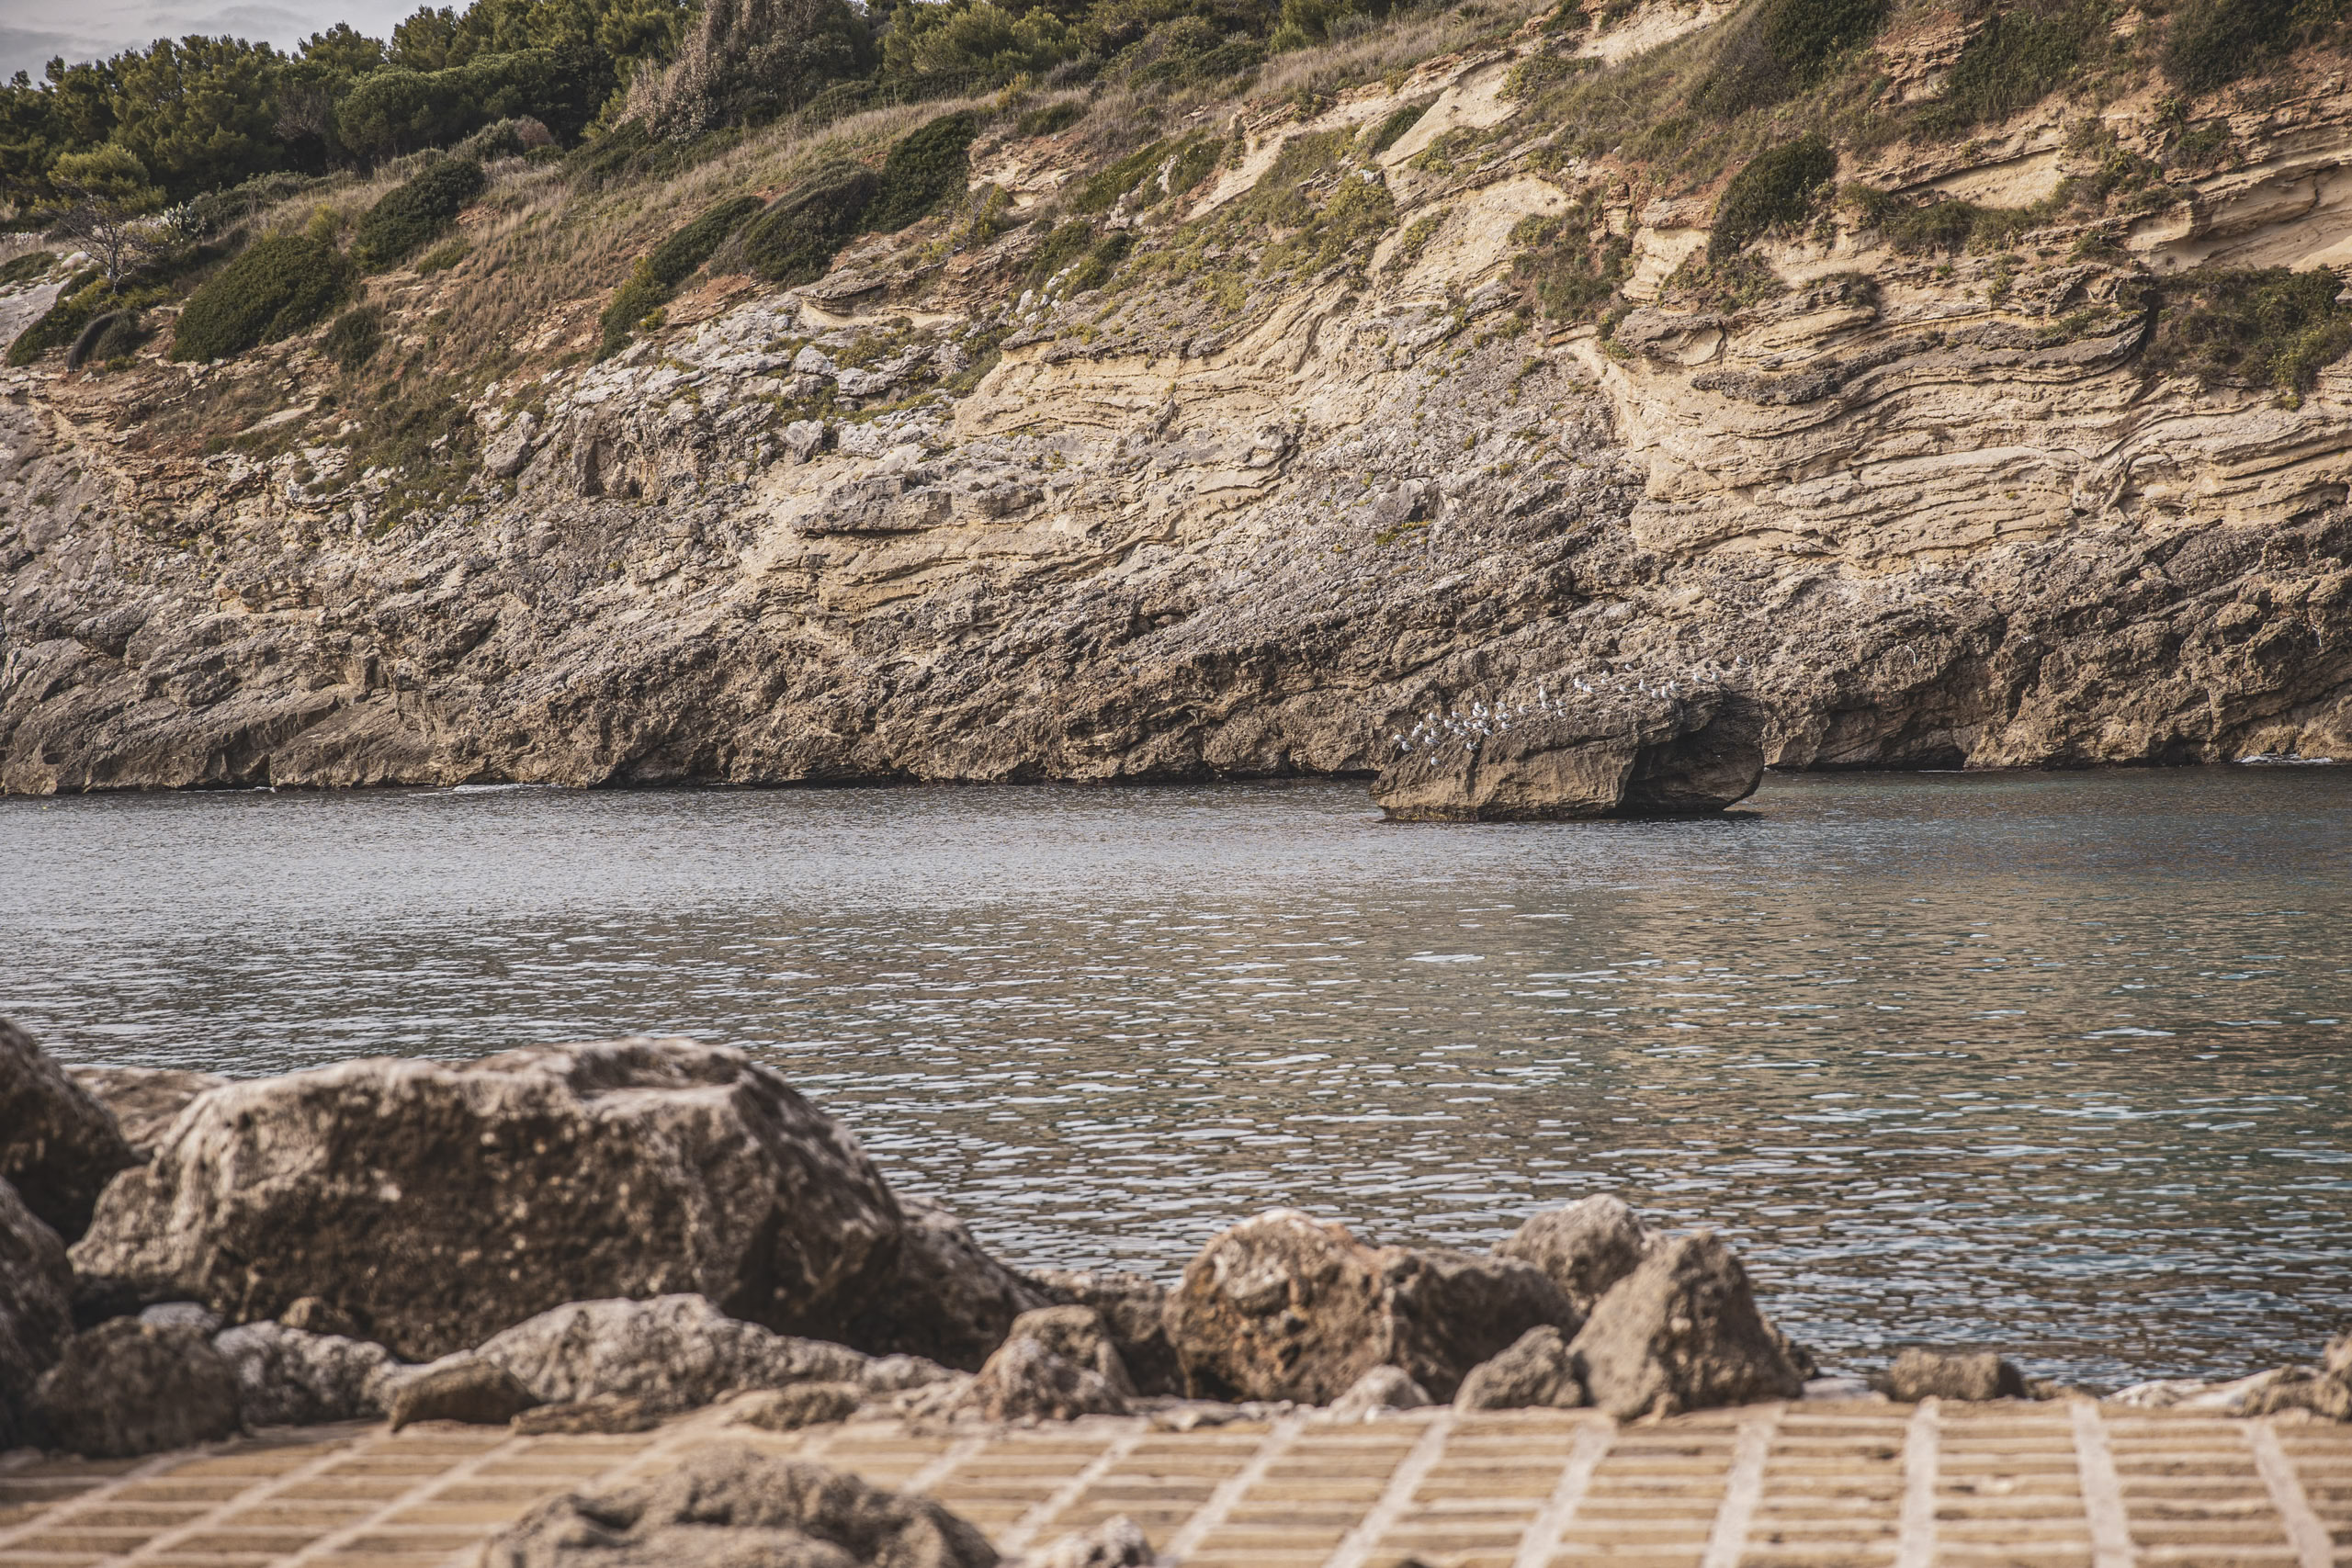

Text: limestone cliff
xmin=6 ymin=2 xmax=2351 ymax=790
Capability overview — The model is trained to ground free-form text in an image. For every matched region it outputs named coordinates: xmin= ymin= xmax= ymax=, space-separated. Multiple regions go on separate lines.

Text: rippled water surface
xmin=4 ymin=771 xmax=2347 ymax=1384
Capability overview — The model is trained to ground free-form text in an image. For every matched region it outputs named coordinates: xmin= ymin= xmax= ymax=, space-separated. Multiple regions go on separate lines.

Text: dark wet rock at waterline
xmin=32 ymin=1318 xmax=242 ymax=1456
xmin=958 ymin=1305 xmax=1134 ymax=1421
xmin=1372 ymin=690 xmax=1767 ymax=821
xmin=1164 ymin=1208 xmax=1579 ymax=1404
xmin=1453 ymin=1325 xmax=1587 ymax=1411
xmin=479 ymin=1444 xmax=1001 ymax=1568
xmin=67 ymin=1037 xmax=905 ymax=1361
xmin=1027 ymin=1268 xmax=1180 ymax=1396
xmin=842 ymin=1196 xmax=1054 ymax=1372
xmin=0 ymin=1020 xmax=137 ymax=1242
xmin=1569 ymin=1231 xmax=1805 ymax=1419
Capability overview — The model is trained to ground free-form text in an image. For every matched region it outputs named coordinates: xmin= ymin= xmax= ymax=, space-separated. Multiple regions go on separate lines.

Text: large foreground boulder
xmin=842 ymin=1197 xmax=1053 ymax=1371
xmin=1374 ymin=690 xmax=1766 ymax=821
xmin=1495 ymin=1195 xmax=1656 ymax=1316
xmin=1165 ymin=1209 xmax=1579 ymax=1404
xmin=960 ymin=1305 xmax=1133 ymax=1421
xmin=0 ymin=1177 xmax=72 ymax=1448
xmin=481 ymin=1444 xmax=999 ymax=1567
xmin=1030 ymin=1269 xmax=1179 ymax=1396
xmin=32 ymin=1318 xmax=241 ymax=1456
xmin=69 ymin=1037 xmax=906 ymax=1361
xmin=1569 ymin=1232 xmax=1804 ymax=1419
xmin=0 ymin=1020 xmax=136 ymax=1240
xmin=66 ymin=1065 xmax=226 ymax=1160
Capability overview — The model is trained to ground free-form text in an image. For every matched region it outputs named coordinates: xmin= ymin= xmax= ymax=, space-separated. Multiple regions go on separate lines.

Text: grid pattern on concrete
xmin=0 ymin=1401 xmax=2344 ymax=1568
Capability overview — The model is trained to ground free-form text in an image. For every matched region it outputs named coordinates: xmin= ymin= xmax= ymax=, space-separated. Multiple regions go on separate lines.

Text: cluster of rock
xmin=4 ymin=1019 xmax=2347 ymax=1490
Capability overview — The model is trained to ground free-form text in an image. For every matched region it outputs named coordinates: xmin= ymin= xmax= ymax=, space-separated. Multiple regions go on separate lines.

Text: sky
xmin=3 ymin=0 xmax=417 ymax=81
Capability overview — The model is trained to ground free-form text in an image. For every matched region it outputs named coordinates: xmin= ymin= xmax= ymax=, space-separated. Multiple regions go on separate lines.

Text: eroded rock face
xmin=1165 ymin=1209 xmax=1579 ymax=1404
xmin=468 ymin=1293 xmax=878 ymax=1412
xmin=1496 ymin=1196 xmax=1656 ymax=1316
xmin=0 ymin=1177 xmax=72 ymax=1448
xmin=1569 ymin=1233 xmax=1804 ymax=1419
xmin=32 ymin=1318 xmax=241 ymax=1457
xmin=1453 ymin=1325 xmax=1586 ymax=1411
xmin=66 ymin=1065 xmax=226 ymax=1161
xmin=213 ymin=1321 xmax=399 ymax=1427
xmin=1887 ymin=1348 xmax=2027 ymax=1403
xmin=1374 ymin=691 xmax=1766 ymax=821
xmin=842 ymin=1197 xmax=1053 ymax=1371
xmin=479 ymin=1445 xmax=1001 ymax=1568
xmin=0 ymin=1020 xmax=136 ymax=1241
xmin=68 ymin=1038 xmax=905 ymax=1360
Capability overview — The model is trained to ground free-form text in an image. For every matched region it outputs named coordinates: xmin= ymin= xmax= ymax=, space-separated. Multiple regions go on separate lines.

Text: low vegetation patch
xmin=866 ymin=112 xmax=981 ymax=232
xmin=2148 ymin=266 xmax=2352 ymax=404
xmin=741 ymin=162 xmax=880 ymax=284
xmin=352 ymin=158 xmax=488 ymax=272
xmin=1512 ymin=200 xmax=1633 ymax=321
xmin=2161 ymin=0 xmax=2329 ymax=96
xmin=1923 ymin=0 xmax=2111 ymax=133
xmin=1710 ymin=134 xmax=1837 ymax=258
xmin=601 ymin=195 xmax=764 ymax=355
xmin=5 ymin=271 xmax=106 ymax=367
xmin=1696 ymin=0 xmax=1886 ymax=118
xmin=0 ymin=253 xmax=56 ymax=286
xmin=171 ymin=235 xmax=351 ymax=362
xmin=325 ymin=303 xmax=385 ymax=370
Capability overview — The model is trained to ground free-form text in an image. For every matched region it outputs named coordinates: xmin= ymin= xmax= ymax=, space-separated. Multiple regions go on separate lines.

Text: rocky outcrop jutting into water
xmin=1373 ymin=690 xmax=1768 ymax=821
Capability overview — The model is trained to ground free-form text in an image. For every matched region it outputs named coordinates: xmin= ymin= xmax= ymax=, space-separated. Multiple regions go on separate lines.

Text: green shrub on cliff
xmin=170 ymin=235 xmax=350 ymax=362
xmin=325 ymin=303 xmax=385 ymax=370
xmin=1924 ymin=0 xmax=2109 ymax=132
xmin=865 ymin=112 xmax=981 ymax=232
xmin=2149 ymin=267 xmax=2352 ymax=404
xmin=599 ymin=196 xmax=765 ymax=356
xmin=1710 ymin=134 xmax=1837 ymax=258
xmin=352 ymin=158 xmax=489 ymax=272
xmin=740 ymin=162 xmax=879 ymax=284
xmin=5 ymin=270 xmax=104 ymax=367
xmin=2164 ymin=0 xmax=2304 ymax=96
xmin=1695 ymin=0 xmax=1885 ymax=117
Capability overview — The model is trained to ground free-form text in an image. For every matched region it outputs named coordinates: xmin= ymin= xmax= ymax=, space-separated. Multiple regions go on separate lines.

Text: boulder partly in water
xmin=1373 ymin=690 xmax=1767 ymax=822
xmin=69 ymin=1037 xmax=906 ymax=1361
xmin=1495 ymin=1195 xmax=1656 ymax=1317
xmin=1569 ymin=1232 xmax=1805 ymax=1419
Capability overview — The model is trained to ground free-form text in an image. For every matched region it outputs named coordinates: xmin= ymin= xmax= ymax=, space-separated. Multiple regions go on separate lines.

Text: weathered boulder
xmin=1029 ymin=1269 xmax=1179 ymax=1396
xmin=1568 ymin=1233 xmax=1804 ymax=1419
xmin=842 ymin=1197 xmax=1052 ymax=1371
xmin=1886 ymin=1348 xmax=2027 ymax=1403
xmin=729 ymin=1382 xmax=863 ymax=1431
xmin=66 ymin=1065 xmax=225 ymax=1160
xmin=1495 ymin=1196 xmax=1655 ymax=1316
xmin=389 ymin=1358 xmax=540 ymax=1428
xmin=514 ymin=1395 xmax=667 ymax=1435
xmin=479 ymin=1444 xmax=1000 ymax=1568
xmin=0 ymin=1020 xmax=136 ymax=1240
xmin=1165 ymin=1209 xmax=1579 ymax=1404
xmin=468 ymin=1294 xmax=880 ymax=1413
xmin=32 ymin=1318 xmax=242 ymax=1456
xmin=0 ymin=1177 xmax=72 ymax=1448
xmin=962 ymin=1307 xmax=1133 ymax=1422
xmin=213 ymin=1321 xmax=399 ymax=1427
xmin=1454 ymin=1325 xmax=1587 ymax=1411
xmin=69 ymin=1037 xmax=906 ymax=1360
xmin=1329 ymin=1365 xmax=1431 ymax=1417
xmin=1373 ymin=691 xmax=1767 ymax=821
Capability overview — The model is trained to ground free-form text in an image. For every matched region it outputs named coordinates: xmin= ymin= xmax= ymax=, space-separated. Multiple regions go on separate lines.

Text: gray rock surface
xmin=469 ymin=1293 xmax=876 ymax=1412
xmin=1886 ymin=1348 xmax=2028 ymax=1403
xmin=1164 ymin=1208 xmax=1579 ymax=1404
xmin=66 ymin=1065 xmax=226 ymax=1160
xmin=729 ymin=1382 xmax=863 ymax=1431
xmin=0 ymin=1176 xmax=71 ymax=1449
xmin=961 ymin=1307 xmax=1133 ymax=1422
xmin=1329 ymin=1365 xmax=1432 ymax=1417
xmin=389 ymin=1358 xmax=540 ymax=1428
xmin=1453 ymin=1325 xmax=1586 ymax=1411
xmin=32 ymin=1318 xmax=242 ymax=1456
xmin=1495 ymin=1196 xmax=1656 ymax=1316
xmin=1374 ymin=691 xmax=1766 ymax=821
xmin=843 ymin=1197 xmax=1053 ymax=1371
xmin=0 ymin=1019 xmax=136 ymax=1240
xmin=1027 ymin=1269 xmax=1178 ymax=1397
xmin=212 ymin=1321 xmax=399 ymax=1427
xmin=69 ymin=1037 xmax=905 ymax=1360
xmin=1569 ymin=1232 xmax=1805 ymax=1419
xmin=478 ymin=1443 xmax=1000 ymax=1567
xmin=1023 ymin=1515 xmax=1153 ymax=1568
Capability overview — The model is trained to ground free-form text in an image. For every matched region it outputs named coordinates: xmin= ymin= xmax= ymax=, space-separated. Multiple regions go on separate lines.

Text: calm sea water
xmin=3 ymin=771 xmax=2346 ymax=1386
